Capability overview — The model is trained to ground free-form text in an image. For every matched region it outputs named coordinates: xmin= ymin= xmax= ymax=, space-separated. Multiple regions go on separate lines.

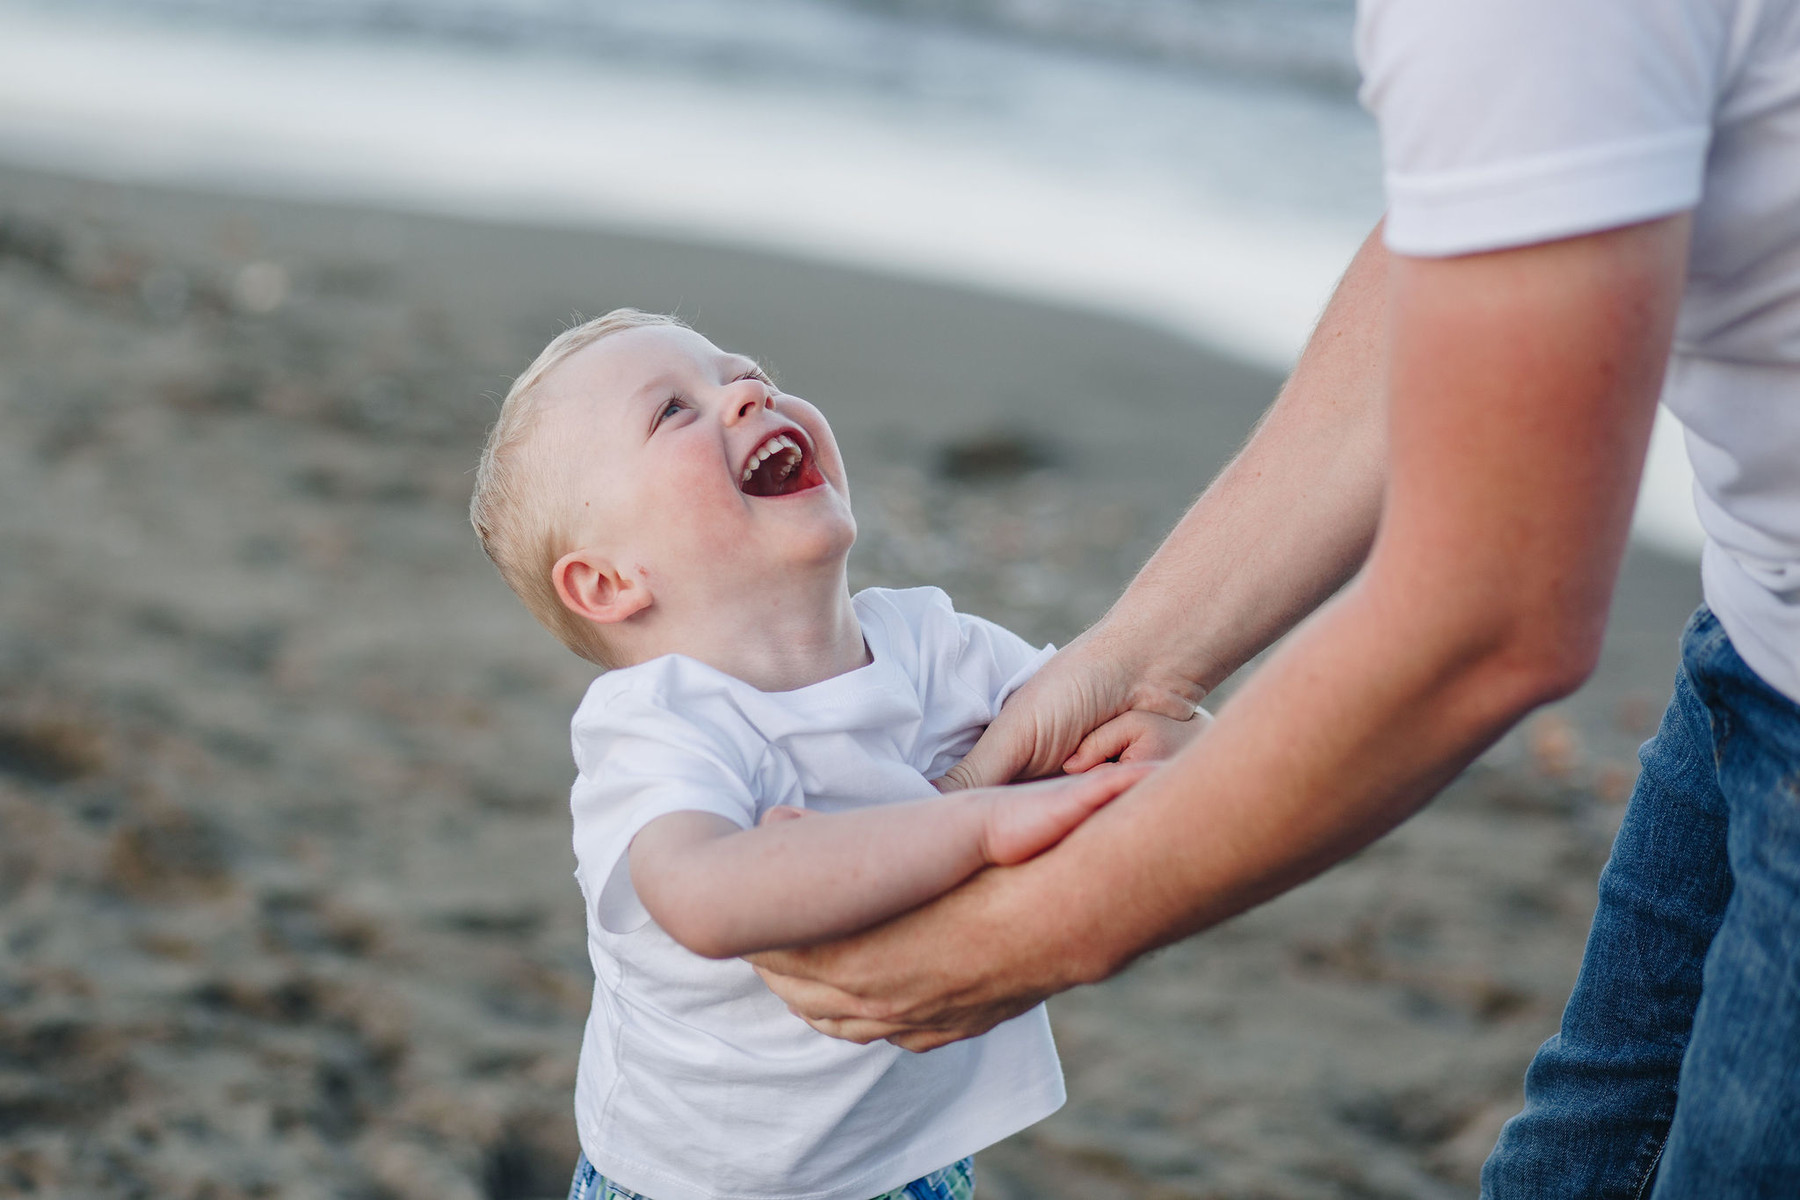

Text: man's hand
xmin=750 ymin=765 xmax=1148 ymax=1049
xmin=936 ymin=632 xmax=1200 ymax=791
xmin=749 ymin=844 xmax=1081 ymax=1052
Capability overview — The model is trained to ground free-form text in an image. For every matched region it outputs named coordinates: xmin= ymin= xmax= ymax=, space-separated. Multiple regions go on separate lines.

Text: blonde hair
xmin=470 ymin=308 xmax=687 ymax=664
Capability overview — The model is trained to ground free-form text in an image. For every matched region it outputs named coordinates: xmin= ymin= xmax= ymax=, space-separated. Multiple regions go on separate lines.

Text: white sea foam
xmin=0 ymin=4 xmax=1703 ymax=557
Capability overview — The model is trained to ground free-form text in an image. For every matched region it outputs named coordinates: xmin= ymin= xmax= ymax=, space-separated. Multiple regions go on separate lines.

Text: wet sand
xmin=0 ymin=164 xmax=1700 ymax=1199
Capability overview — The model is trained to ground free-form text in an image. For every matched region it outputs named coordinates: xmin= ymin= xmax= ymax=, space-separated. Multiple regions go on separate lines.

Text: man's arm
xmin=627 ymin=764 xmax=1148 ymax=959
xmin=754 ymin=215 xmax=1691 ymax=1048
xmin=944 ymin=225 xmax=1392 ymax=788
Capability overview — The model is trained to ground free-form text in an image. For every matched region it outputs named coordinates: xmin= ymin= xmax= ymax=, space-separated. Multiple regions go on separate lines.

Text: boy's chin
xmin=784 ymin=529 xmax=857 ymax=572
xmin=748 ymin=525 xmax=857 ymax=579
xmin=772 ymin=506 xmax=856 ymax=557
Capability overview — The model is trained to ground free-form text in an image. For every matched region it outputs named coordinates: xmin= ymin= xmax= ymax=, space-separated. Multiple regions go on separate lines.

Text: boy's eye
xmin=654 ymin=398 xmax=684 ymax=427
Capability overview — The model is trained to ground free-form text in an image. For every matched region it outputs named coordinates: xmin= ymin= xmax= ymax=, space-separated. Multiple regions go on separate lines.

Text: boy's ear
xmin=552 ymin=547 xmax=653 ymax=626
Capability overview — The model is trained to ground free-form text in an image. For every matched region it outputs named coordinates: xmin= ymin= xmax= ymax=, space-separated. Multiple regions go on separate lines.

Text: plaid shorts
xmin=565 ymin=1153 xmax=976 ymax=1200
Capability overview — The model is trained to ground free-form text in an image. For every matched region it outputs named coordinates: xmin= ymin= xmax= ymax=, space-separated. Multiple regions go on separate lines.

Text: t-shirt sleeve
xmin=901 ymin=589 xmax=1054 ymax=781
xmin=569 ymin=695 xmax=761 ymax=934
xmin=1356 ymin=0 xmax=1724 ymax=256
xmin=951 ymin=610 xmax=1056 ymax=715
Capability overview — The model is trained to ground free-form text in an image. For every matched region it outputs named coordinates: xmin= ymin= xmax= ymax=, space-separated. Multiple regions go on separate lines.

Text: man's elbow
xmin=1484 ymin=614 xmax=1605 ymax=716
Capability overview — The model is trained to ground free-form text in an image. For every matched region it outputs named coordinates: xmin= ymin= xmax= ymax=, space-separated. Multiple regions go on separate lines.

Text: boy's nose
xmin=724 ymin=381 xmax=774 ymax=423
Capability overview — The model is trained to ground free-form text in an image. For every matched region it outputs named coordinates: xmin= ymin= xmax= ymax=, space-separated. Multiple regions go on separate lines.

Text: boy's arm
xmin=628 ymin=765 xmax=1149 ymax=959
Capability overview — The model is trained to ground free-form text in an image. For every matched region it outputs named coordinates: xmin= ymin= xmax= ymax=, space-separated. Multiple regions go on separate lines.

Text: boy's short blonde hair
xmin=470 ymin=308 xmax=687 ymax=665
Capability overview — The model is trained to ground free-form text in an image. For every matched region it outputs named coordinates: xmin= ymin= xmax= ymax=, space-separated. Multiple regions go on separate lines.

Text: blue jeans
xmin=1482 ymin=607 xmax=1800 ymax=1198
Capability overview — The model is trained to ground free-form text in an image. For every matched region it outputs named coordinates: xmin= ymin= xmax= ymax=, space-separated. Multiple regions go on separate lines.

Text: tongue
xmin=744 ymin=451 xmax=799 ymax=497
xmin=743 ymin=449 xmax=823 ymax=497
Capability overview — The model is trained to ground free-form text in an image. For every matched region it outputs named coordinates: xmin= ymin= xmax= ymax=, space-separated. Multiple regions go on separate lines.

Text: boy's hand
xmin=773 ymin=766 xmax=1150 ymax=868
xmin=976 ymin=763 xmax=1154 ymax=866
xmin=1060 ymin=707 xmax=1211 ymax=775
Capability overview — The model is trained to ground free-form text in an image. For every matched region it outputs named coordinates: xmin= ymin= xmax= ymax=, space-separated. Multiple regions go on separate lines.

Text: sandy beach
xmin=0 ymin=164 xmax=1702 ymax=1199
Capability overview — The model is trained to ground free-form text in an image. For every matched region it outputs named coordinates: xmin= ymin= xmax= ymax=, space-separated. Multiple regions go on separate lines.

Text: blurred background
xmin=0 ymin=3 xmax=1705 ymax=1198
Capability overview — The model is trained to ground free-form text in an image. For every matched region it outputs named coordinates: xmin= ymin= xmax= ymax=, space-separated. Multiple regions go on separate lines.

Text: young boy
xmin=470 ymin=310 xmax=1193 ymax=1200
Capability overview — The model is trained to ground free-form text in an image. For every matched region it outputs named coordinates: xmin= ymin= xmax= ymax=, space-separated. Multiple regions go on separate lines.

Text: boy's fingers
xmin=1061 ymin=726 xmax=1126 ymax=774
xmin=1039 ymin=761 xmax=1153 ymax=806
xmin=1067 ymin=759 xmax=1155 ymax=786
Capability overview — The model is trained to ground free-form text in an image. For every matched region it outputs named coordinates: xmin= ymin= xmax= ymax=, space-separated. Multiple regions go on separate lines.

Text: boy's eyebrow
xmin=627 ymin=372 xmax=684 ymax=406
xmin=625 ymin=357 xmax=771 ymax=429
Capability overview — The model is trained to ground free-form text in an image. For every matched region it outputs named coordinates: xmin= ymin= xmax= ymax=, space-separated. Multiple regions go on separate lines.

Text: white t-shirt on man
xmin=566 ymin=587 xmax=1063 ymax=1200
xmin=1358 ymin=0 xmax=1800 ymax=702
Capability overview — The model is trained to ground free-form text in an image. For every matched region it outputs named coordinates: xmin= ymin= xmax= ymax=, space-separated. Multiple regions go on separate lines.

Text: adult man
xmin=756 ymin=0 xmax=1800 ymax=1192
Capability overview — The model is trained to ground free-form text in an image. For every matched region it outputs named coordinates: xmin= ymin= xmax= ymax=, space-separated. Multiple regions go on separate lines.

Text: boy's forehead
xmin=557 ymin=326 xmax=749 ymax=405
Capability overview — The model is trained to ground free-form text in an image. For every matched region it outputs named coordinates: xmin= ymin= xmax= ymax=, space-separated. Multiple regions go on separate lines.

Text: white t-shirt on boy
xmin=567 ymin=586 xmax=1064 ymax=1200
xmin=1358 ymin=0 xmax=1800 ymax=702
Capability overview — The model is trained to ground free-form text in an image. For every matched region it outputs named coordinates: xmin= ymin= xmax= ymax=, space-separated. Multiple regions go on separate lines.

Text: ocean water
xmin=29 ymin=0 xmax=1364 ymax=93
xmin=0 ymin=0 xmax=1702 ymax=554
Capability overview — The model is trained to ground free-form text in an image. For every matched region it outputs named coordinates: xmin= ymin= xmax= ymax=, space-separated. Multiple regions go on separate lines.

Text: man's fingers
xmin=802 ymin=1015 xmax=907 ymax=1045
xmin=886 ymin=1029 xmax=962 ymax=1053
xmin=801 ymin=1011 xmax=984 ymax=1051
xmin=751 ymin=962 xmax=873 ymax=1021
xmin=751 ymin=967 xmax=914 ymax=1043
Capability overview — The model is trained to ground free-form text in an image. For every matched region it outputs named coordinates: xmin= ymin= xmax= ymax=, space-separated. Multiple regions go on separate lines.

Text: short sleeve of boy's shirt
xmin=1356 ymin=0 xmax=1728 ymax=256
xmin=568 ymin=681 xmax=764 ymax=933
xmin=866 ymin=587 xmax=1053 ymax=782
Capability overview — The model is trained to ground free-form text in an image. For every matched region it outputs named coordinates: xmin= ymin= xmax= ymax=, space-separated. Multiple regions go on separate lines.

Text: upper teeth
xmin=742 ymin=434 xmax=802 ymax=482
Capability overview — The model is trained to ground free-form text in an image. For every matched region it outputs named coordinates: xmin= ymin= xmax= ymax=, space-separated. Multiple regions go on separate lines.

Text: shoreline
xmin=0 ymin=4 xmax=1705 ymax=558
xmin=0 ymin=5 xmax=1372 ymax=371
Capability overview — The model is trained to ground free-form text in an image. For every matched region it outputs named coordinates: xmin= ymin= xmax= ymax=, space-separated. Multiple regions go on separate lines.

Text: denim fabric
xmin=1483 ymin=607 xmax=1800 ymax=1199
xmin=565 ymin=1153 xmax=975 ymax=1200
xmin=567 ymin=1153 xmax=651 ymax=1200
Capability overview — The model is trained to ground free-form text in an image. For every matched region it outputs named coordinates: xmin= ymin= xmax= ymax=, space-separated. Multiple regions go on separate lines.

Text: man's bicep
xmin=1377 ymin=216 xmax=1690 ymax=666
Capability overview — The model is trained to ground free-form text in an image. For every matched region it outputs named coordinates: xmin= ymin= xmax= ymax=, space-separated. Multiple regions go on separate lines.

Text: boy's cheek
xmin=615 ymin=473 xmax=730 ymax=562
xmin=778 ymin=400 xmax=845 ymax=474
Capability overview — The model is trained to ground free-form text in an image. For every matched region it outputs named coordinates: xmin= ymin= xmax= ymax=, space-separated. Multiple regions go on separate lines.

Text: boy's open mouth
xmin=739 ymin=430 xmax=825 ymax=497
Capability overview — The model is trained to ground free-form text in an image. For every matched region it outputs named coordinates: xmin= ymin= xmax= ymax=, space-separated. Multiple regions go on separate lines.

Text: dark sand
xmin=0 ymin=165 xmax=1700 ymax=1200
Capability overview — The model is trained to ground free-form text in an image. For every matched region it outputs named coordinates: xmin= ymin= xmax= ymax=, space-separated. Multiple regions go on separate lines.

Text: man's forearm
xmin=1096 ymin=225 xmax=1391 ymax=702
xmin=1048 ymin=571 xmax=1588 ymax=984
xmin=936 ymin=229 xmax=1391 ymax=790
xmin=1029 ymin=219 xmax=1687 ymax=986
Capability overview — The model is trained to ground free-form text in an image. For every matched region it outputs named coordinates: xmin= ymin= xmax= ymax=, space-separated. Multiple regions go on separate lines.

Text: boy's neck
xmin=620 ymin=570 xmax=870 ymax=693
